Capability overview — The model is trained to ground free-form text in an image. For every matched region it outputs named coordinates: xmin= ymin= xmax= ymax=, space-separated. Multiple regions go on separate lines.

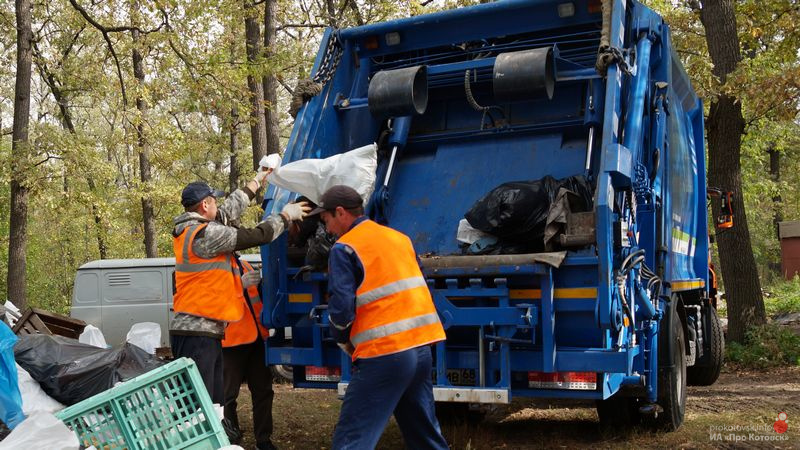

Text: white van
xmin=70 ymin=255 xmax=261 ymax=347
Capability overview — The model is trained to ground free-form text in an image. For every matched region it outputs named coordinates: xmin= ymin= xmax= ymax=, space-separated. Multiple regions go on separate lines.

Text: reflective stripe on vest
xmin=350 ymin=312 xmax=441 ymax=346
xmin=336 ymin=220 xmax=445 ymax=360
xmin=223 ymin=260 xmax=269 ymax=347
xmin=172 ymin=223 xmax=245 ymax=322
xmin=356 ymin=276 xmax=427 ymax=307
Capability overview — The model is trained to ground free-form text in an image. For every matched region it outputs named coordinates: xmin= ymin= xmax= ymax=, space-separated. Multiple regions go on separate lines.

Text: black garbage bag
xmin=464 ymin=175 xmax=592 ymax=253
xmin=306 ymin=222 xmax=338 ymax=271
xmin=288 ymin=197 xmax=321 ymax=249
xmin=14 ymin=334 xmax=165 ymax=405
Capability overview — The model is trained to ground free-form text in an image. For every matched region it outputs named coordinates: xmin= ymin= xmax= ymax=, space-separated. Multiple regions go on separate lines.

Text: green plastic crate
xmin=55 ymin=357 xmax=230 ymax=450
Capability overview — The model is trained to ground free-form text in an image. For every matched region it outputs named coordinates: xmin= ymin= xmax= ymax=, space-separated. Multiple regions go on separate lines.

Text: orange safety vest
xmin=223 ymin=259 xmax=270 ymax=347
xmin=336 ymin=219 xmax=445 ymax=361
xmin=173 ymin=223 xmax=245 ymax=322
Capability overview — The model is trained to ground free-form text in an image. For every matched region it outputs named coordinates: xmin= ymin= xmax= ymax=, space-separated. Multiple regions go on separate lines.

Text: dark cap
xmin=181 ymin=181 xmax=225 ymax=208
xmin=308 ymin=185 xmax=363 ymax=216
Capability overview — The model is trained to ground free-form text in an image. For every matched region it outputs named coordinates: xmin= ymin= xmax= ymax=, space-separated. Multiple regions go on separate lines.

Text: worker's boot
xmin=257 ymin=440 xmax=277 ymax=450
xmin=221 ymin=417 xmax=242 ymax=445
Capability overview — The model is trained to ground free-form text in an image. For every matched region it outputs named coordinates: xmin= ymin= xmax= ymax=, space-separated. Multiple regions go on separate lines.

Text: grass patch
xmin=726 ymin=324 xmax=800 ymax=369
xmin=763 ymin=277 xmax=800 ymax=316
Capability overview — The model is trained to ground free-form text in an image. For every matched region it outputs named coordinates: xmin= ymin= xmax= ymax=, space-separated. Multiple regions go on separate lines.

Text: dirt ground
xmin=232 ymin=365 xmax=799 ymax=449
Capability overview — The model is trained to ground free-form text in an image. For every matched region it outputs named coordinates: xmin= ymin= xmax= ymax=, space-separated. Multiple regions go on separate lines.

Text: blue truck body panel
xmin=259 ymin=0 xmax=711 ymax=410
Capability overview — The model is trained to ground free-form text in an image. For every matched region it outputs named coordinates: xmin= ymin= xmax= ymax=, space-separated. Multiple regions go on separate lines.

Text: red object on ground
xmin=779 ymin=221 xmax=800 ymax=280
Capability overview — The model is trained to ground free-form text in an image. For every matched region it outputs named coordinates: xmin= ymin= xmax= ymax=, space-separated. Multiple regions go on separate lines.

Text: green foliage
xmin=726 ymin=324 xmax=800 ymax=368
xmin=0 ymin=0 xmax=795 ymax=318
xmin=763 ymin=277 xmax=800 ymax=316
xmin=645 ymin=0 xmax=800 ymax=285
xmin=2 ymin=0 xmax=446 ymax=313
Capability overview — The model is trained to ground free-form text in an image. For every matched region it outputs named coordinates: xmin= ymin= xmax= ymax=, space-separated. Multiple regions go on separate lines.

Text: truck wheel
xmin=271 ymin=365 xmax=293 ymax=383
xmin=654 ymin=302 xmax=686 ymax=431
xmin=435 ymin=402 xmax=484 ymax=426
xmin=688 ymin=306 xmax=724 ymax=386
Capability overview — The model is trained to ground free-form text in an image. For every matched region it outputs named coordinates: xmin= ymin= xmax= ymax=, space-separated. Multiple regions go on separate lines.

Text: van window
xmin=74 ymin=273 xmax=100 ymax=304
xmin=103 ymin=270 xmax=163 ymax=303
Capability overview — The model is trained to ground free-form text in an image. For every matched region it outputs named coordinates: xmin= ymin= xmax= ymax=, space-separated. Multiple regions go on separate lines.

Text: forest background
xmin=1 ymin=0 xmax=799 ymax=361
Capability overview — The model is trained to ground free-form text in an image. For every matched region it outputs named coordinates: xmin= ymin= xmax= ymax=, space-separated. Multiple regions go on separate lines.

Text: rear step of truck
xmin=415 ymin=254 xmax=642 ymax=402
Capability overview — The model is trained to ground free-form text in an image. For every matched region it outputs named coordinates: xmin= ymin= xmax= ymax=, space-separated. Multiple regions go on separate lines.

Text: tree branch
xmin=67 ymin=0 xmax=166 ymax=34
xmin=66 ymin=0 xmax=129 ymax=105
xmin=276 ymin=23 xmax=328 ymax=30
xmin=32 ymin=154 xmax=64 ymax=167
xmin=345 ymin=0 xmax=364 ymax=26
xmin=276 ymin=76 xmax=294 ymax=94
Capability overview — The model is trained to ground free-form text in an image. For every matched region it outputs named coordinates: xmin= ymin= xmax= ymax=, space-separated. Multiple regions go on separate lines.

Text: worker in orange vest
xmin=310 ymin=185 xmax=449 ymax=450
xmin=170 ymin=173 xmax=309 ymax=409
xmin=222 ymin=257 xmax=275 ymax=450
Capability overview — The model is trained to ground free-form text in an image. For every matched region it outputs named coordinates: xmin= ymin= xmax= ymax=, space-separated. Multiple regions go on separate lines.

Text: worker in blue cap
xmin=170 ymin=171 xmax=309 ymax=450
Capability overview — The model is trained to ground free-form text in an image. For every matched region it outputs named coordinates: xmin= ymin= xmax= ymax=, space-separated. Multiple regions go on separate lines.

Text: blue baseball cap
xmin=181 ymin=181 xmax=225 ymax=208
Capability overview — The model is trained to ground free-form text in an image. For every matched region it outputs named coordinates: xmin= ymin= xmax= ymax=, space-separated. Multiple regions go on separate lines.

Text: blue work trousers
xmin=332 ymin=345 xmax=448 ymax=450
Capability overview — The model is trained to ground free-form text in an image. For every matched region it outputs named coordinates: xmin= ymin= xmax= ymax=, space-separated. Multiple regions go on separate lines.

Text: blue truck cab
xmin=259 ymin=0 xmax=723 ymax=430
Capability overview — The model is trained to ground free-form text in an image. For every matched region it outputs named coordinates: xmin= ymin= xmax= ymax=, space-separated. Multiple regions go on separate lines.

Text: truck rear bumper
xmin=337 ymin=383 xmax=511 ymax=404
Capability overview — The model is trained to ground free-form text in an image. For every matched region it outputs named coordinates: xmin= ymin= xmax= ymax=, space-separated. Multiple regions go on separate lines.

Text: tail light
xmin=305 ymin=366 xmax=341 ymax=382
xmin=528 ymin=371 xmax=597 ymax=390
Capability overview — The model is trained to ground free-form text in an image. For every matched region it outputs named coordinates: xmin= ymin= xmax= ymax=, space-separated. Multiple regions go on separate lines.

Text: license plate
xmin=446 ymin=369 xmax=476 ymax=386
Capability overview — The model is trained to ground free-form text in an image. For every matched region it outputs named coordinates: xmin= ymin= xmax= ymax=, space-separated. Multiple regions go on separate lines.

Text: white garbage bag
xmin=17 ymin=364 xmax=64 ymax=415
xmin=125 ymin=322 xmax=161 ymax=355
xmin=3 ymin=301 xmax=20 ymax=327
xmin=0 ymin=412 xmax=79 ymax=450
xmin=267 ymin=143 xmax=377 ymax=205
xmin=77 ymin=324 xmax=107 ymax=348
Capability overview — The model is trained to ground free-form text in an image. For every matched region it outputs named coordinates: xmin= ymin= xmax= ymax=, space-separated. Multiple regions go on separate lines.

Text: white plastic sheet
xmin=78 ymin=324 xmax=107 ymax=348
xmin=17 ymin=364 xmax=64 ymax=415
xmin=456 ymin=218 xmax=492 ymax=245
xmin=0 ymin=412 xmax=79 ymax=450
xmin=267 ymin=143 xmax=377 ymax=205
xmin=125 ymin=322 xmax=161 ymax=355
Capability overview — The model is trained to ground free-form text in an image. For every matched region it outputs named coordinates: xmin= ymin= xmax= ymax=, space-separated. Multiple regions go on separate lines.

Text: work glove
xmin=281 ymin=201 xmax=311 ymax=222
xmin=241 ymin=269 xmax=261 ymax=289
xmin=253 ymin=169 xmax=270 ymax=188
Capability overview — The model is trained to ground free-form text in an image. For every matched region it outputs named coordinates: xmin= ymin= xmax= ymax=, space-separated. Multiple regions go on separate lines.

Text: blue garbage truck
xmin=259 ymin=0 xmax=725 ymax=431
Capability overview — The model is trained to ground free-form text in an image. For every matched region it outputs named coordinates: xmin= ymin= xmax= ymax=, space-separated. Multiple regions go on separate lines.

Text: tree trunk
xmin=230 ymin=104 xmax=240 ymax=193
xmin=228 ymin=37 xmax=241 ymax=193
xmin=8 ymin=0 xmax=33 ymax=310
xmin=35 ymin=46 xmax=108 ymax=259
xmin=262 ymin=0 xmax=281 ymax=156
xmin=245 ymin=2 xmax=267 ymax=170
xmin=700 ymin=0 xmax=765 ymax=342
xmin=768 ymin=145 xmax=782 ymax=241
xmin=229 ymin=105 xmax=240 ymax=195
xmin=132 ymin=25 xmax=158 ymax=258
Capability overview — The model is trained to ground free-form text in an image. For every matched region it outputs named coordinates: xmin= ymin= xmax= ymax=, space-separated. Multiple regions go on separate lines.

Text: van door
xmin=168 ymin=266 xmax=176 ymax=341
xmin=101 ymin=268 xmax=169 ymax=347
xmin=71 ymin=270 xmax=102 ymax=333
